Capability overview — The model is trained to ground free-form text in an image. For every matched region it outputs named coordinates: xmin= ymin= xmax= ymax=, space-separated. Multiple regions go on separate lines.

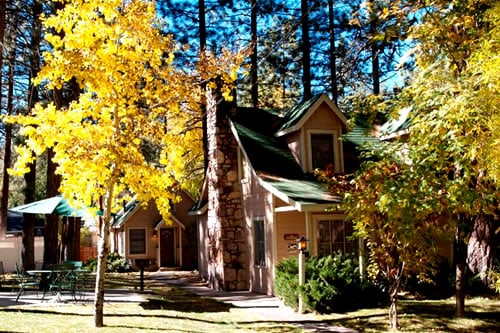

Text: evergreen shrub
xmin=274 ymin=256 xmax=300 ymax=311
xmin=275 ymin=252 xmax=385 ymax=313
xmin=85 ymin=252 xmax=133 ymax=273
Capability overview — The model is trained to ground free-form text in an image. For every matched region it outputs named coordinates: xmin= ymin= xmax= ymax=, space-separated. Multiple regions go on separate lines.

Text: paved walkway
xmin=148 ymin=271 xmax=357 ymax=333
xmin=0 ymin=270 xmax=357 ymax=333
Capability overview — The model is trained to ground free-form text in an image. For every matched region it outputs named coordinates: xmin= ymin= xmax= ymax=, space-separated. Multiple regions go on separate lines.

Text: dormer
xmin=275 ymin=94 xmax=348 ymax=174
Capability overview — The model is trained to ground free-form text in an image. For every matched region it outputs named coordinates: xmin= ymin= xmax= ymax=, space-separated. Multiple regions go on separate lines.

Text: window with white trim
xmin=311 ymin=133 xmax=334 ymax=170
xmin=308 ymin=130 xmax=339 ymax=173
xmin=253 ymin=219 xmax=266 ymax=267
xmin=317 ymin=219 xmax=355 ymax=256
xmin=129 ymin=228 xmax=146 ymax=255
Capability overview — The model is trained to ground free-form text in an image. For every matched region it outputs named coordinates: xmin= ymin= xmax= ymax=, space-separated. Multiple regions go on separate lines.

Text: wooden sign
xmin=284 ymin=233 xmax=299 ymax=241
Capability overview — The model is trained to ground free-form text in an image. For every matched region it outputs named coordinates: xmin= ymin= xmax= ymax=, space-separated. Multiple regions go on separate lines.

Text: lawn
xmin=1 ymin=272 xmax=498 ymax=332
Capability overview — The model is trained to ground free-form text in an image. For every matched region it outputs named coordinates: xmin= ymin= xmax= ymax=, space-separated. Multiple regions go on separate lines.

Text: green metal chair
xmin=48 ymin=264 xmax=78 ymax=299
xmin=63 ymin=260 xmax=83 ymax=270
xmin=15 ymin=262 xmax=40 ymax=302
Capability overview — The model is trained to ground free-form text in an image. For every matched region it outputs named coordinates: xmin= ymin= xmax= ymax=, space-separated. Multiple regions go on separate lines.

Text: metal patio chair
xmin=15 ymin=262 xmax=40 ymax=302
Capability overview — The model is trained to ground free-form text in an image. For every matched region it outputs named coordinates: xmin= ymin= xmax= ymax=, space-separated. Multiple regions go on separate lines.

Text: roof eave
xmin=275 ymin=94 xmax=348 ymax=138
xmin=258 ymin=177 xmax=342 ymax=213
xmin=188 ymin=202 xmax=207 ymax=216
xmin=379 ymin=129 xmax=410 ymax=141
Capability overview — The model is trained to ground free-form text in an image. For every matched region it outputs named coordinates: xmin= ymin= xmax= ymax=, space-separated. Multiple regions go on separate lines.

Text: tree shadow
xmin=139 ymin=296 xmax=232 ymax=313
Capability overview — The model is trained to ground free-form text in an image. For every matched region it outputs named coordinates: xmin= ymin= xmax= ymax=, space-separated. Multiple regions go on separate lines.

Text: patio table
xmin=26 ymin=269 xmax=52 ymax=298
xmin=27 ymin=268 xmax=91 ymax=301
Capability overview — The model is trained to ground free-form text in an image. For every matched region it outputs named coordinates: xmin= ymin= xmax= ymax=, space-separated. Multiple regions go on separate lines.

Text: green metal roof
xmin=111 ymin=198 xmax=139 ymax=228
xmin=230 ymin=107 xmax=305 ymax=180
xmin=343 ymin=126 xmax=383 ymax=149
xmin=379 ymin=107 xmax=412 ymax=137
xmin=191 ymin=95 xmax=382 ymax=213
xmin=230 ymin=96 xmax=353 ymax=208
xmin=276 ymin=94 xmax=322 ymax=134
xmin=259 ymin=176 xmax=342 ymax=206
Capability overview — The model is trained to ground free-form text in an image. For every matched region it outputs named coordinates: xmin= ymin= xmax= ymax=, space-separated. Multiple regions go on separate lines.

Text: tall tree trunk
xmin=22 ymin=162 xmax=36 ymax=271
xmin=22 ymin=0 xmax=44 ymax=271
xmin=94 ymin=190 xmax=113 ymax=327
xmin=368 ymin=0 xmax=380 ymax=95
xmin=44 ymin=148 xmax=61 ymax=268
xmin=0 ymin=0 xmax=7 ymax=240
xmin=199 ymin=0 xmax=208 ymax=170
xmin=60 ymin=217 xmax=68 ymax=261
xmin=328 ymin=0 xmax=338 ymax=104
xmin=467 ymin=214 xmax=496 ymax=284
xmin=250 ymin=0 xmax=258 ymax=107
xmin=455 ymin=224 xmax=467 ymax=317
xmin=60 ymin=217 xmax=81 ymax=261
xmin=0 ymin=95 xmax=12 ymax=241
xmin=300 ymin=0 xmax=312 ymax=100
xmin=387 ymin=262 xmax=404 ymax=330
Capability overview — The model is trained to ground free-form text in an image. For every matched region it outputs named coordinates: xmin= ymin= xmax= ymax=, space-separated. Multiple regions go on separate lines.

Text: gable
xmin=193 ymin=94 xmax=365 ymax=214
xmin=275 ymin=94 xmax=347 ymax=137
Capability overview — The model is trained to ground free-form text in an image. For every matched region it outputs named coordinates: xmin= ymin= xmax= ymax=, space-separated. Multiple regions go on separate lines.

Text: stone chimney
xmin=205 ymin=86 xmax=246 ymax=291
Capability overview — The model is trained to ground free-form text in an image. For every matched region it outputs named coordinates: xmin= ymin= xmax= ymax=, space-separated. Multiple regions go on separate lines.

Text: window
xmin=311 ymin=133 xmax=334 ymax=171
xmin=253 ymin=219 xmax=266 ymax=267
xmin=317 ymin=219 xmax=355 ymax=256
xmin=129 ymin=228 xmax=146 ymax=254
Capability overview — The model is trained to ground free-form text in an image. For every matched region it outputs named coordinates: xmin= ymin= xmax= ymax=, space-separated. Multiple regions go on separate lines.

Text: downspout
xmin=305 ymin=212 xmax=313 ymax=255
xmin=271 ymin=195 xmax=278 ymax=285
xmin=178 ymin=227 xmax=183 ymax=268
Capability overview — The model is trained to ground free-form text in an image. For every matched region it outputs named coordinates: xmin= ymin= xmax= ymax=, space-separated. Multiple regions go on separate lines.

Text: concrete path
xmin=0 ymin=288 xmax=145 ymax=307
xmin=148 ymin=270 xmax=358 ymax=333
xmin=0 ymin=270 xmax=358 ymax=333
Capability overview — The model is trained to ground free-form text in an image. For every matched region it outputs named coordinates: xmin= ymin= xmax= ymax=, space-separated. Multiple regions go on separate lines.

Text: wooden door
xmin=160 ymin=228 xmax=175 ymax=267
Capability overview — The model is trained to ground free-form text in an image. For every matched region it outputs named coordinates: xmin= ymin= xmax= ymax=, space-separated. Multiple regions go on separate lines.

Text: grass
xmin=1 ymin=272 xmax=499 ymax=332
xmin=317 ymin=296 xmax=500 ymax=332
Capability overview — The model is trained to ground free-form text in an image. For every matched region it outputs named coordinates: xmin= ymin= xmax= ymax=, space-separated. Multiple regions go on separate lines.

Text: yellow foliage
xmin=6 ymin=0 xmax=247 ymax=222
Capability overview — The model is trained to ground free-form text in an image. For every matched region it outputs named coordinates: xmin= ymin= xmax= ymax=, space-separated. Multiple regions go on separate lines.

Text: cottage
xmin=192 ymin=93 xmax=377 ymax=295
xmin=110 ymin=190 xmax=198 ymax=270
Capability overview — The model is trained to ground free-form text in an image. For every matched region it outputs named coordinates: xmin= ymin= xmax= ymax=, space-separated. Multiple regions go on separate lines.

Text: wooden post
xmin=298 ymin=250 xmax=305 ymax=314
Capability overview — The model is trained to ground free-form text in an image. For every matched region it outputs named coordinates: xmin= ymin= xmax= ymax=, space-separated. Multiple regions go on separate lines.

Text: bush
xmin=274 ymin=256 xmax=300 ymax=311
xmin=84 ymin=252 xmax=133 ymax=273
xmin=275 ymin=252 xmax=385 ymax=313
xmin=304 ymin=252 xmax=385 ymax=313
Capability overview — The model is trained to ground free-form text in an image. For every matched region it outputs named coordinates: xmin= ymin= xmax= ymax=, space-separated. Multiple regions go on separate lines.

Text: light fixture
xmin=296 ymin=236 xmax=308 ymax=253
xmin=152 ymin=229 xmax=158 ymax=238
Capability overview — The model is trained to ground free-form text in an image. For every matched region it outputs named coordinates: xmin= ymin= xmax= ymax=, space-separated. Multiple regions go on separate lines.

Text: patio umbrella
xmin=9 ymin=196 xmax=86 ymax=217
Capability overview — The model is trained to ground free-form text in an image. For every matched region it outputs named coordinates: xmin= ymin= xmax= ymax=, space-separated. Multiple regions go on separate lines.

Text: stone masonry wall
xmin=206 ymin=89 xmax=247 ymax=291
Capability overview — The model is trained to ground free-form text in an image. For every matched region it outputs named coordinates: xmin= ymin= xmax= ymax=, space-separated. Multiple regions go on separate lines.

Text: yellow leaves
xmin=8 ymin=0 xmax=246 ymax=222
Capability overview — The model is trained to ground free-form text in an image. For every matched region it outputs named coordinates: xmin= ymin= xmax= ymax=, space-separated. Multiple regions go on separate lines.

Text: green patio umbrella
xmin=9 ymin=196 xmax=86 ymax=217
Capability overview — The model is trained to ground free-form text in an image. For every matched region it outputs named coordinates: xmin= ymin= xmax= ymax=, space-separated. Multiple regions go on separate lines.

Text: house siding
xmin=121 ymin=203 xmax=161 ymax=267
xmin=286 ymin=131 xmax=302 ymax=167
xmin=302 ymin=102 xmax=344 ymax=173
xmin=275 ymin=211 xmax=307 ymax=261
xmin=241 ymin=160 xmax=274 ymax=295
xmin=172 ymin=191 xmax=198 ymax=269
xmin=197 ymin=214 xmax=209 ymax=280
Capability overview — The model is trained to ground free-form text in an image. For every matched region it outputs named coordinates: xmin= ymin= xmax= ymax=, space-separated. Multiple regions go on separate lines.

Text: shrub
xmin=275 ymin=252 xmax=385 ymax=313
xmin=274 ymin=256 xmax=300 ymax=311
xmin=304 ymin=252 xmax=384 ymax=313
xmin=84 ymin=252 xmax=133 ymax=273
